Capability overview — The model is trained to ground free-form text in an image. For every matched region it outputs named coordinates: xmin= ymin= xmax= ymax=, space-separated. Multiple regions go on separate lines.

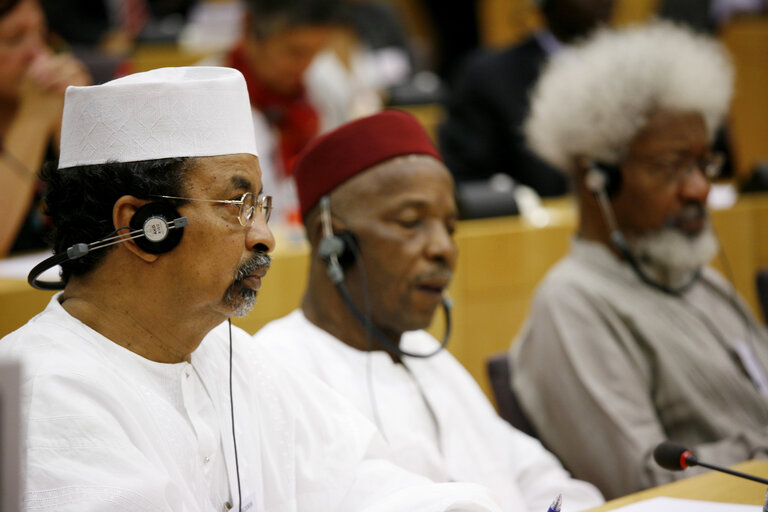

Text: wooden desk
xmin=588 ymin=460 xmax=768 ymax=510
xmin=3 ymin=194 xmax=768 ymax=402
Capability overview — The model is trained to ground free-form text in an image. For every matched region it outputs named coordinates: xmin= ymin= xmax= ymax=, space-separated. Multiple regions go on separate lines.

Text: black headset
xmin=316 ymin=196 xmax=451 ymax=359
xmin=585 ymin=162 xmax=700 ymax=295
xmin=586 ymin=161 xmax=622 ymax=198
xmin=28 ymin=202 xmax=188 ymax=290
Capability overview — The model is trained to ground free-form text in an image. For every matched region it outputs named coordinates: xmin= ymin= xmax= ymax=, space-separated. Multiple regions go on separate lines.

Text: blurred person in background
xmin=439 ymin=0 xmax=614 ymax=199
xmin=41 ymin=0 xmax=196 ymax=55
xmin=306 ymin=0 xmax=415 ymax=132
xmin=418 ymin=0 xmax=480 ymax=84
xmin=659 ymin=0 xmax=767 ymax=33
xmin=209 ymin=0 xmax=341 ymax=227
xmin=0 ymin=0 xmax=90 ymax=257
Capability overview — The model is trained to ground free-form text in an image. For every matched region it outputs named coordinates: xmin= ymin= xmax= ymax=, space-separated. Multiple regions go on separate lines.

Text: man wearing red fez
xmin=254 ymin=109 xmax=604 ymax=511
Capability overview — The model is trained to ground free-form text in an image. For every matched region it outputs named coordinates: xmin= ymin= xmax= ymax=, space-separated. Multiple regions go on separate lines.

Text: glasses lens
xmin=259 ymin=195 xmax=272 ymax=223
xmin=239 ymin=192 xmax=255 ymax=225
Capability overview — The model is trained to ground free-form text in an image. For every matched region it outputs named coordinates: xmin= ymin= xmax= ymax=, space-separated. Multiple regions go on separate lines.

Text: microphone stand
xmin=683 ymin=450 xmax=768 ymax=509
xmin=656 ymin=442 xmax=768 ymax=508
xmin=688 ymin=457 xmax=768 ymax=486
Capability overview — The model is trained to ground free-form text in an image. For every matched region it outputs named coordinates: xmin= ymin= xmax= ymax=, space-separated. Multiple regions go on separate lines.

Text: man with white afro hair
xmin=510 ymin=21 xmax=768 ymax=499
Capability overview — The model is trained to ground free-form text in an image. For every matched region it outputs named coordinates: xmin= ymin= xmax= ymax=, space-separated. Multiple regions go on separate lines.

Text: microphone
xmin=317 ymin=195 xmax=451 ymax=359
xmin=654 ymin=441 xmax=768 ymax=486
xmin=587 ymin=171 xmax=700 ymax=296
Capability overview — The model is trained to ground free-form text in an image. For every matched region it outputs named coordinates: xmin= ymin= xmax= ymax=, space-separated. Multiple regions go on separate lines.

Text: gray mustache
xmin=669 ymin=203 xmax=707 ymax=227
xmin=234 ymin=252 xmax=271 ymax=282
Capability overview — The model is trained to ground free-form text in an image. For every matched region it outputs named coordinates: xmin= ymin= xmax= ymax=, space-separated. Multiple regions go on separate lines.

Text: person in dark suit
xmin=438 ymin=0 xmax=614 ymax=198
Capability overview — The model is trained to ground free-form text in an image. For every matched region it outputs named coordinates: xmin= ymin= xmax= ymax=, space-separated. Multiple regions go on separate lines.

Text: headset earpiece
xmin=315 ymin=195 xmax=450 ymax=358
xmin=586 ymin=162 xmax=622 ymax=197
xmin=129 ymin=202 xmax=185 ymax=254
xmin=28 ymin=202 xmax=187 ymax=290
xmin=318 ymin=230 xmax=359 ymax=270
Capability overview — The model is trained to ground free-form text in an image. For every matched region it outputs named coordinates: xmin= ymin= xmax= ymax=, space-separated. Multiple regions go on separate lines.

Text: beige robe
xmin=511 ymin=238 xmax=768 ymax=499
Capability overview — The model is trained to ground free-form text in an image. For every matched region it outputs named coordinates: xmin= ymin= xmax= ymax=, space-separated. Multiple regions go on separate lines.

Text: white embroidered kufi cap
xmin=58 ymin=66 xmax=258 ymax=169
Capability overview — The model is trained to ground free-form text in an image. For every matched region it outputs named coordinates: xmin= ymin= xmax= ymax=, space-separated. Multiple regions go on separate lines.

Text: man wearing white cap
xmin=0 ymin=66 xmax=502 ymax=511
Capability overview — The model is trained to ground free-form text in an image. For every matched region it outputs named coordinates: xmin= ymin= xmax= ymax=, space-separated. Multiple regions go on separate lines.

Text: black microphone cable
xmin=333 ymin=279 xmax=451 ymax=359
xmin=589 ymin=176 xmax=701 ymax=296
xmin=345 ymin=234 xmax=388 ymax=440
xmin=354 ymin=256 xmax=385 ymax=438
xmin=346 ymin=238 xmax=450 ymax=446
xmin=654 ymin=440 xmax=768 ymax=485
xmin=318 ymin=196 xmax=451 ymax=359
xmin=228 ymin=318 xmax=242 ymax=512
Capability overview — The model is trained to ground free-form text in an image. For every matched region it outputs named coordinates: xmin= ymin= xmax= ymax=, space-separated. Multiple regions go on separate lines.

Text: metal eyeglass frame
xmin=153 ymin=192 xmax=272 ymax=225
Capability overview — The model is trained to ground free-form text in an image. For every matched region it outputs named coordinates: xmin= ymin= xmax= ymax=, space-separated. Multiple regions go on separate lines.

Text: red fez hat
xmin=294 ymin=109 xmax=442 ymax=219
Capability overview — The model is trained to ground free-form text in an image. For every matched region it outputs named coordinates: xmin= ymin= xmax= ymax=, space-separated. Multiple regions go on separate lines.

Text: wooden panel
xmin=720 ymin=16 xmax=768 ymax=179
xmin=0 ymin=279 xmax=55 ymax=336
xmin=710 ymin=200 xmax=759 ymax=313
xmin=131 ymin=43 xmax=213 ymax=72
xmin=477 ymin=0 xmax=659 ymax=49
xmin=394 ymin=103 xmax=445 ymax=143
xmin=478 ymin=0 xmax=542 ymax=48
xmin=611 ymin=0 xmax=659 ymax=26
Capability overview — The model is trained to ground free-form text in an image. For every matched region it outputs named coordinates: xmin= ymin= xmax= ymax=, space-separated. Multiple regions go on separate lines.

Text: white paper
xmin=707 ymin=183 xmax=738 ymax=210
xmin=0 ymin=251 xmax=57 ymax=280
xmin=607 ymin=497 xmax=758 ymax=512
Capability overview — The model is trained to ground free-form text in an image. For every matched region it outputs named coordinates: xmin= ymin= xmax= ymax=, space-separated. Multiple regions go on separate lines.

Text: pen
xmin=547 ymin=493 xmax=562 ymax=512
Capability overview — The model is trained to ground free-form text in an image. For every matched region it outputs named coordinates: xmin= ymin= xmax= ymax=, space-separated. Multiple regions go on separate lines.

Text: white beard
xmin=629 ymin=222 xmax=719 ymax=290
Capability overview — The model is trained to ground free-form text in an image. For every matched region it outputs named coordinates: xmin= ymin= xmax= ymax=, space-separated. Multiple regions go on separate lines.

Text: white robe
xmin=254 ymin=310 xmax=604 ymax=512
xmin=0 ymin=296 xmax=502 ymax=512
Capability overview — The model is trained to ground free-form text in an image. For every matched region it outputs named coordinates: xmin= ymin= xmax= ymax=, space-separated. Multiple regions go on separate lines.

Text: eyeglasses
xmin=635 ymin=152 xmax=725 ymax=185
xmin=153 ymin=192 xmax=272 ymax=226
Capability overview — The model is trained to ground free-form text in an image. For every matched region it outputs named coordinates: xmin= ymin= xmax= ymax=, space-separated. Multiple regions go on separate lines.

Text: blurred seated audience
xmin=659 ymin=0 xmax=767 ymax=33
xmin=0 ymin=0 xmax=90 ymax=257
xmin=40 ymin=0 xmax=196 ymax=55
xmin=509 ymin=21 xmax=768 ymax=499
xmin=306 ymin=0 xmax=414 ymax=132
xmin=418 ymin=0 xmax=480 ymax=84
xmin=204 ymin=0 xmax=341 ymax=227
xmin=438 ymin=0 xmax=614 ymax=200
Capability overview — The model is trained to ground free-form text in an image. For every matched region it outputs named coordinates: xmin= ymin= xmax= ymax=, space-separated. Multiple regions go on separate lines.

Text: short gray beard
xmin=630 ymin=222 xmax=719 ymax=290
xmin=223 ymin=252 xmax=271 ymax=317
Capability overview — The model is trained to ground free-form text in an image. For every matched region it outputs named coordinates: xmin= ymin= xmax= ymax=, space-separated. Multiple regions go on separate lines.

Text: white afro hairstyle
xmin=525 ymin=21 xmax=734 ymax=174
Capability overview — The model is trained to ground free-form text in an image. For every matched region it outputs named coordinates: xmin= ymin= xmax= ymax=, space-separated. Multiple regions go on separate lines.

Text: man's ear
xmin=113 ymin=196 xmax=159 ymax=263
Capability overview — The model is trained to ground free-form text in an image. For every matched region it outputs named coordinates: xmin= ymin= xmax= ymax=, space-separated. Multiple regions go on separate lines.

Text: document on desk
xmin=0 ymin=251 xmax=55 ymax=280
xmin=610 ymin=497 xmax=757 ymax=511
